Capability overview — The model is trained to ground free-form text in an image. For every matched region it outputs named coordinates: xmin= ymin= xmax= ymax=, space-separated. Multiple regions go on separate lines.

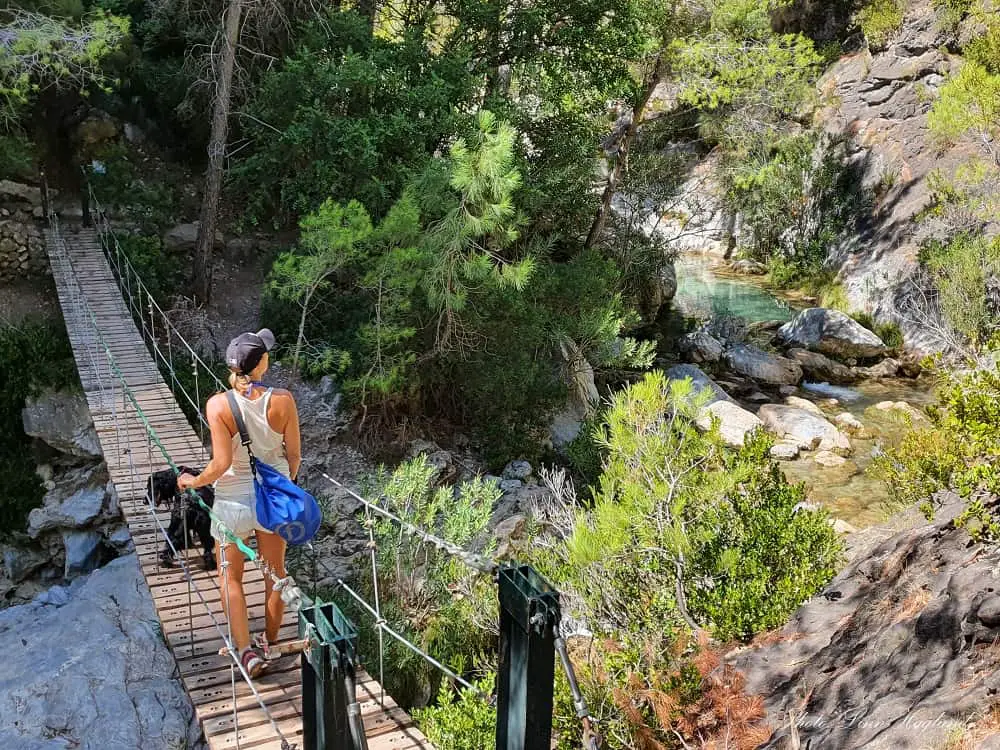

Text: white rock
xmin=770 ymin=441 xmax=801 ymax=460
xmin=785 ymin=396 xmax=824 ymax=416
xmin=695 ymin=400 xmax=764 ymax=448
xmin=814 ymin=450 xmax=848 ymax=468
xmin=834 ymin=412 xmax=867 ymax=436
xmin=758 ymin=404 xmax=853 ymax=455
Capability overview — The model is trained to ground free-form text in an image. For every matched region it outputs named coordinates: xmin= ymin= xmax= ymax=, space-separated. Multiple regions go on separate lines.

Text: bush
xmin=852 ymin=312 xmax=904 ymax=350
xmin=412 ymin=674 xmax=497 ymax=750
xmin=0 ymin=132 xmax=36 ymax=181
xmin=873 ymin=364 xmax=1000 ymax=515
xmin=920 ymin=234 xmax=1000 ymax=349
xmin=0 ymin=322 xmax=77 ymax=538
xmin=856 ymin=0 xmax=905 ymax=48
xmin=116 ymin=233 xmax=184 ymax=301
xmin=539 ymin=371 xmax=842 ymax=642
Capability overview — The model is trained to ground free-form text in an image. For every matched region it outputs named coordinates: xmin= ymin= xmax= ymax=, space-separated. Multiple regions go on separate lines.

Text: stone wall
xmin=0 ymin=181 xmax=48 ymax=282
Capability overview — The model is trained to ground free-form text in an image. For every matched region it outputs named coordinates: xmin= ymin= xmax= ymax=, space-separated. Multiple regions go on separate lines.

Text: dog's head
xmin=146 ymin=469 xmax=179 ymax=508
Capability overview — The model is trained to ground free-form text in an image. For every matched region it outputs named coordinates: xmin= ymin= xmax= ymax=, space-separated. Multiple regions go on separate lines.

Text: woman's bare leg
xmin=256 ymin=531 xmax=287 ymax=643
xmin=216 ymin=540 xmax=250 ymax=651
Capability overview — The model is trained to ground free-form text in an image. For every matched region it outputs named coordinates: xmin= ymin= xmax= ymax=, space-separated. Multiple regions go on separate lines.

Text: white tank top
xmin=217 ymin=388 xmax=290 ymax=489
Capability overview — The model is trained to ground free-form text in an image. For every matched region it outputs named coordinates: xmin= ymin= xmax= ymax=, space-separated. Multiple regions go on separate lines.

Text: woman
xmin=177 ymin=328 xmax=302 ymax=677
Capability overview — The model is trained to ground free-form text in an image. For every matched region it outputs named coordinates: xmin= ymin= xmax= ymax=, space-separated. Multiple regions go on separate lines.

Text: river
xmin=670 ymin=254 xmax=936 ymax=529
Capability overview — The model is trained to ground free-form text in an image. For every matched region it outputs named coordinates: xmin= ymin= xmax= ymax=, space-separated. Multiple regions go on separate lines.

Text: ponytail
xmin=228 ymin=370 xmax=252 ymax=394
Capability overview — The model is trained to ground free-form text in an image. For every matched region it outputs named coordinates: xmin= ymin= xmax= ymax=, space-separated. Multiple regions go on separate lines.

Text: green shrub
xmin=116 ymin=234 xmax=184 ymax=301
xmin=539 ymin=371 xmax=842 ymax=642
xmin=934 ymin=0 xmax=974 ymax=28
xmin=851 ymin=312 xmax=904 ymax=350
xmin=0 ymin=132 xmax=36 ymax=181
xmin=412 ymin=674 xmax=497 ymax=750
xmin=856 ymin=0 xmax=905 ymax=48
xmin=872 ymin=364 xmax=1000 ymax=515
xmin=920 ymin=234 xmax=1000 ymax=349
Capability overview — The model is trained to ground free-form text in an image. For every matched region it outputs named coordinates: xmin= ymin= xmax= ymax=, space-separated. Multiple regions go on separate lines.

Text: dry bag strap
xmin=225 ymin=390 xmax=258 ymax=475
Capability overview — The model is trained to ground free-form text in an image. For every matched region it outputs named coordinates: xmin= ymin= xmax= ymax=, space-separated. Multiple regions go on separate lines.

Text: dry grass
xmin=892 ymin=588 xmax=932 ymax=624
xmin=940 ymin=703 xmax=1000 ymax=749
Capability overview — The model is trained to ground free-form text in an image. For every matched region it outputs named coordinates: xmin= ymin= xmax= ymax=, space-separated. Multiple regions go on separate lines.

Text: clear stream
xmin=672 ymin=254 xmax=936 ymax=529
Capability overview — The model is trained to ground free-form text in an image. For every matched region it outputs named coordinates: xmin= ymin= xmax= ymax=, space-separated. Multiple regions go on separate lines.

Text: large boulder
xmin=678 ymin=331 xmax=724 ymax=363
xmin=0 ymin=555 xmax=202 ymax=748
xmin=666 ymin=364 xmax=734 ymax=405
xmin=163 ymin=222 xmax=224 ymax=253
xmin=0 ymin=180 xmax=42 ymax=205
xmin=61 ymin=530 xmax=104 ymax=579
xmin=723 ymin=344 xmax=803 ymax=386
xmin=758 ymin=404 xmax=852 ymax=454
xmin=21 ymin=390 xmax=102 ymax=459
xmin=778 ymin=308 xmax=887 ymax=360
xmin=786 ymin=347 xmax=858 ymax=384
xmin=1 ymin=545 xmax=49 ymax=584
xmin=695 ymin=400 xmax=763 ymax=448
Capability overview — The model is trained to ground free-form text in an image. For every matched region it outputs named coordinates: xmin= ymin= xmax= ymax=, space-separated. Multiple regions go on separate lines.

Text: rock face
xmin=0 ymin=556 xmax=203 ymax=749
xmin=757 ymin=404 xmax=852 ymax=454
xmin=22 ymin=389 xmax=103 ymax=459
xmin=163 ymin=222 xmax=224 ymax=253
xmin=723 ymin=344 xmax=803 ymax=386
xmin=778 ymin=308 xmax=887 ymax=360
xmin=732 ymin=494 xmax=1000 ymax=750
xmin=786 ymin=347 xmax=857 ymax=384
xmin=666 ymin=364 xmax=734 ymax=405
xmin=695 ymin=400 xmax=763 ymax=448
xmin=816 ymin=0 xmax=974 ymax=352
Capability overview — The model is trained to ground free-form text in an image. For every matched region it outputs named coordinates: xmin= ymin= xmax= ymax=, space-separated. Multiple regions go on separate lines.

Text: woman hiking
xmin=177 ymin=328 xmax=302 ymax=678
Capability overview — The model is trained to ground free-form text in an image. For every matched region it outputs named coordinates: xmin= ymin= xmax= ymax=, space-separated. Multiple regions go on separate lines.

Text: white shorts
xmin=210 ymin=480 xmax=271 ymax=543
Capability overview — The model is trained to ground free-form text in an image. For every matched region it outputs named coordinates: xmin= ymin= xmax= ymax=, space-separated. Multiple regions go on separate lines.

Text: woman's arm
xmin=178 ymin=396 xmax=234 ymax=490
xmin=282 ymin=396 xmax=302 ymax=481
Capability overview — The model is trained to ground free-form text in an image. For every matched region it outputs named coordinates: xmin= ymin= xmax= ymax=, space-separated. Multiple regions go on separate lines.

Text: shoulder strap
xmin=226 ymin=391 xmax=253 ymax=459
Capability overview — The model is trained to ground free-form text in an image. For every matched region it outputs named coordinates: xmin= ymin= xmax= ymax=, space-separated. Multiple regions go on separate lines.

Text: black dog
xmin=146 ymin=466 xmax=216 ymax=571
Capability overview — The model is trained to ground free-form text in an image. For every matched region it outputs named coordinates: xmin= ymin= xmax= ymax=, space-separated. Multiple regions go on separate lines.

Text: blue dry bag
xmin=226 ymin=391 xmax=322 ymax=545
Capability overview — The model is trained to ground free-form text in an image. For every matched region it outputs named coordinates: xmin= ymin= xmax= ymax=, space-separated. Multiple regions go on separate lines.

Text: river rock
xmin=814 ymin=450 xmax=848 ymax=468
xmin=834 ymin=412 xmax=867 ymax=437
xmin=724 ymin=344 xmax=802 ymax=386
xmin=503 ymin=460 xmax=533 ymax=481
xmin=666 ymin=364 xmax=734 ymax=405
xmin=770 ymin=441 xmax=801 ymax=460
xmin=857 ymin=357 xmax=901 ymax=379
xmin=0 ymin=555 xmax=202 ymax=748
xmin=786 ymin=348 xmax=857 ymax=384
xmin=678 ymin=331 xmax=723 ymax=363
xmin=778 ymin=308 xmax=888 ymax=360
xmin=27 ymin=465 xmax=110 ymax=538
xmin=730 ymin=259 xmax=767 ymax=275
xmin=758 ymin=404 xmax=852 ymax=454
xmin=784 ymin=395 xmax=824 ymax=416
xmin=695 ymin=400 xmax=763 ymax=448
xmin=21 ymin=389 xmax=102 ymax=459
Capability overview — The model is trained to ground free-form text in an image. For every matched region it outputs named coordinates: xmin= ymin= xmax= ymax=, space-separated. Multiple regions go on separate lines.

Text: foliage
xmin=0 ymin=131 xmax=36 ymax=180
xmin=116 ymin=233 xmax=183 ymax=301
xmin=872 ymin=364 xmax=1000 ymax=515
xmin=351 ymin=456 xmax=499 ymax=707
xmin=852 ymin=312 xmax=904 ymax=350
xmin=934 ymin=0 xmax=975 ymax=28
xmin=919 ymin=234 xmax=1000 ymax=349
xmin=539 ymin=371 xmax=842 ymax=642
xmin=0 ymin=9 xmax=129 ymax=124
xmin=564 ymin=413 xmax=606 ymax=491
xmin=855 ymin=0 xmax=905 ymax=49
xmin=929 ymin=60 xmax=1000 ymax=163
xmin=412 ymin=673 xmax=497 ymax=750
xmin=724 ymin=134 xmax=869 ymax=282
xmin=87 ymin=142 xmax=182 ymax=233
xmin=232 ymin=10 xmax=474 ymax=226
xmin=0 ymin=321 xmax=77 ymax=539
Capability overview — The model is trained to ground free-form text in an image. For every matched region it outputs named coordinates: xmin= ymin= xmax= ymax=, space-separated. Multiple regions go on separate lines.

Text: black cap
xmin=225 ymin=328 xmax=276 ymax=374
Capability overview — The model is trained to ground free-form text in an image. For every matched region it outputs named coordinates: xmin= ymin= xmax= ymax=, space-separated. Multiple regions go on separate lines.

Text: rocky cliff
xmin=818 ymin=0 xmax=982 ymax=352
xmin=732 ymin=493 xmax=1000 ymax=749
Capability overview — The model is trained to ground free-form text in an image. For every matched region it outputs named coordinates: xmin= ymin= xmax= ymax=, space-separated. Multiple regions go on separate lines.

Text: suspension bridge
xmin=39 ymin=185 xmax=593 ymax=750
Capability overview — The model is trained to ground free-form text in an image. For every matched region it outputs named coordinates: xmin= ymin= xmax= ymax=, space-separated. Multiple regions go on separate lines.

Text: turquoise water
xmin=672 ymin=256 xmax=795 ymax=324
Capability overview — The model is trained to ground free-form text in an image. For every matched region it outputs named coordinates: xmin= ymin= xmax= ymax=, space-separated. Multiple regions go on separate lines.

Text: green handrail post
xmin=300 ymin=598 xmax=359 ymax=750
xmin=496 ymin=564 xmax=560 ymax=750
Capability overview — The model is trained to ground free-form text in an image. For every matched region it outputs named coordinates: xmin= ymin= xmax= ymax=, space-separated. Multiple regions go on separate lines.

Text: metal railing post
xmin=496 ymin=564 xmax=560 ymax=750
xmin=300 ymin=599 xmax=361 ymax=750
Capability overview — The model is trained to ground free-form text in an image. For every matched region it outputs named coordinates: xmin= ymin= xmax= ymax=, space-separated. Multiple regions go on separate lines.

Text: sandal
xmin=240 ymin=647 xmax=268 ymax=679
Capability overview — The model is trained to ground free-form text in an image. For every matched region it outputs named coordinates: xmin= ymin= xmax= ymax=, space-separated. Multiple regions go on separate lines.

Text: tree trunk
xmin=357 ymin=0 xmax=377 ymax=33
xmin=584 ymin=61 xmax=664 ymax=250
xmin=193 ymin=0 xmax=243 ymax=305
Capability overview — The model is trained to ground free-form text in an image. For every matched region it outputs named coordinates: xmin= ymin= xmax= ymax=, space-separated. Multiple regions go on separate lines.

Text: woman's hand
xmin=177 ymin=472 xmax=199 ymax=491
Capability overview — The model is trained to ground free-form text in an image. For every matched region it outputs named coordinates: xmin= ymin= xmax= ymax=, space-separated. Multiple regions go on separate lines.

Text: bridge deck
xmin=44 ymin=224 xmax=430 ymax=750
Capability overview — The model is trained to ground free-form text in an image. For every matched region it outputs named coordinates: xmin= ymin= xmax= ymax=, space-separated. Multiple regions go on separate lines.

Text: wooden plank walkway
xmin=44 ymin=224 xmax=432 ymax=750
